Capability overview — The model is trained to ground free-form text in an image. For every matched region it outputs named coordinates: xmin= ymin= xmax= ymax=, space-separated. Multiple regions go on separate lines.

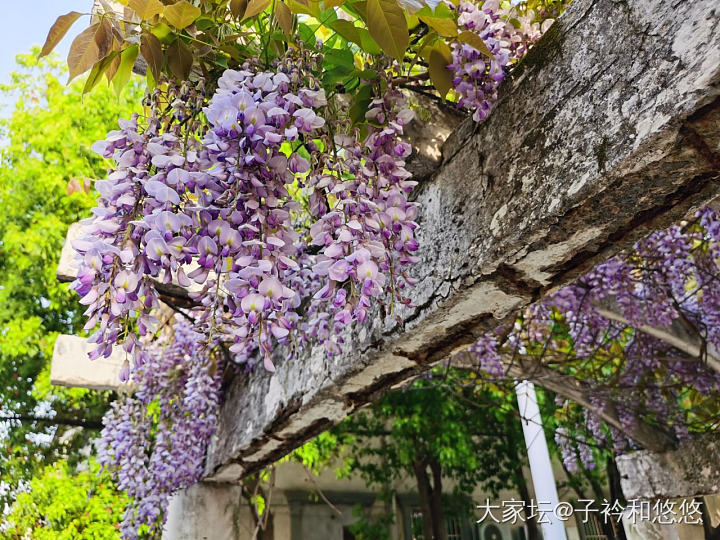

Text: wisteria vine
xmin=61 ymin=0 xmax=565 ymax=536
xmin=470 ymin=207 xmax=720 ymax=469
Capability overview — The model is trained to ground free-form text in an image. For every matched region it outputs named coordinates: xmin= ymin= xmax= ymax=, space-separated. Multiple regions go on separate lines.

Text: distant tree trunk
xmin=514 ymin=462 xmax=540 ymax=540
xmin=429 ymin=457 xmax=448 ymax=540
xmin=700 ymin=497 xmax=720 ymax=540
xmin=412 ymin=457 xmax=447 ymax=540
xmin=606 ymin=456 xmax=627 ymax=540
xmin=413 ymin=458 xmax=437 ymax=540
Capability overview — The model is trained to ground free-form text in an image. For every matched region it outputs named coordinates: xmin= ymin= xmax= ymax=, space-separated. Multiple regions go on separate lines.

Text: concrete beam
xmin=204 ymin=0 xmax=720 ymax=480
xmin=50 ymin=334 xmax=129 ymax=391
xmin=617 ymin=433 xmax=720 ymax=500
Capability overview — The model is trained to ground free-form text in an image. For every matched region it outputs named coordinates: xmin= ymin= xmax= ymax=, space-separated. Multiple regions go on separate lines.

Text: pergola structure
xmin=53 ymin=0 xmax=720 ymax=536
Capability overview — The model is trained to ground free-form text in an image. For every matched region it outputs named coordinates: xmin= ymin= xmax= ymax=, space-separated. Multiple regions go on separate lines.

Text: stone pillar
xmin=516 ymin=380 xmax=568 ymax=540
xmin=162 ymin=482 xmax=245 ymax=540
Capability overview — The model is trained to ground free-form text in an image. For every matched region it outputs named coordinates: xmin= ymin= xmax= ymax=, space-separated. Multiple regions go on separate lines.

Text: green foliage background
xmin=0 ymin=49 xmax=140 ymax=522
xmin=4 ymin=459 xmax=127 ymax=539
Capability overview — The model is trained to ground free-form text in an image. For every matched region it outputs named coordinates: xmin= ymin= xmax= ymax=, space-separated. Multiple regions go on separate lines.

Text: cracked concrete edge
xmin=50 ymin=334 xmax=130 ymax=392
xmin=617 ymin=433 xmax=720 ymax=500
xmin=205 ymin=0 xmax=720 ymax=480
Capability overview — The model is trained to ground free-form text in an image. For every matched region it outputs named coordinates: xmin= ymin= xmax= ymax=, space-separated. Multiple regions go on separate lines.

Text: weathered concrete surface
xmin=50 ymin=334 xmax=129 ymax=391
xmin=162 ymin=482 xmax=245 ymax=540
xmin=56 ymin=223 xmax=85 ymax=283
xmin=204 ymin=0 xmax=720 ymax=480
xmin=617 ymin=433 xmax=720 ymax=500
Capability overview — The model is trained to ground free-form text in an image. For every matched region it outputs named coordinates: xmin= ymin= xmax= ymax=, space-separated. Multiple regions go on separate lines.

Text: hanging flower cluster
xmin=71 ymin=50 xmax=419 ymax=373
xmin=449 ymin=0 xmax=555 ymax=121
xmin=99 ymin=318 xmax=223 ymax=539
xmin=470 ymin=208 xmax=720 ymax=456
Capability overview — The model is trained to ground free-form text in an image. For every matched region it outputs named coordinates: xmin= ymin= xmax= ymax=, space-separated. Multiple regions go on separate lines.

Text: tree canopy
xmin=0 ymin=50 xmax=140 ymax=509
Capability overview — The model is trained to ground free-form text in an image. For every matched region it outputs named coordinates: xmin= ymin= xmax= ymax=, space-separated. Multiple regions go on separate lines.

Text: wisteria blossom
xmin=470 ymin=208 xmax=720 ymax=462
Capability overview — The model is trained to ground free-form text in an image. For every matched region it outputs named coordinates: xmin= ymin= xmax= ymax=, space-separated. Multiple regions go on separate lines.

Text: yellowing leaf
xmin=286 ymin=0 xmax=319 ymax=16
xmin=428 ymin=42 xmax=453 ymax=99
xmin=242 ymin=0 xmax=272 ymax=20
xmin=230 ymin=0 xmax=248 ymax=18
xmin=113 ymin=44 xmax=140 ymax=97
xmin=83 ymin=51 xmax=120 ymax=95
xmin=419 ymin=15 xmax=456 ymax=36
xmin=457 ymin=30 xmax=493 ymax=59
xmin=140 ymin=32 xmax=164 ymax=81
xmin=167 ymin=39 xmax=193 ymax=80
xmin=128 ymin=0 xmax=165 ymax=19
xmin=40 ymin=11 xmax=83 ymax=58
xmin=67 ymin=23 xmax=103 ymax=82
xmin=164 ymin=1 xmax=201 ymax=29
xmin=275 ymin=1 xmax=293 ymax=35
xmin=366 ymin=0 xmax=408 ymax=62
xmin=104 ymin=40 xmax=123 ymax=83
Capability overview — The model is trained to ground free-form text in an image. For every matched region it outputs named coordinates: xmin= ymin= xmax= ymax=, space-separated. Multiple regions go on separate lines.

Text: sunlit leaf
xmin=67 ymin=23 xmax=104 ymax=82
xmin=457 ymin=30 xmax=494 ymax=59
xmin=40 ymin=11 xmax=84 ymax=58
xmin=113 ymin=44 xmax=140 ymax=97
xmin=286 ymin=0 xmax=319 ymax=17
xmin=104 ymin=41 xmax=122 ymax=84
xmin=128 ymin=0 xmax=165 ymax=20
xmin=329 ymin=19 xmax=361 ymax=44
xmin=275 ymin=1 xmax=293 ymax=35
xmin=242 ymin=0 xmax=272 ymax=20
xmin=164 ymin=0 xmax=201 ymax=29
xmin=83 ymin=51 xmax=120 ymax=95
xmin=366 ymin=0 xmax=408 ymax=62
xmin=428 ymin=42 xmax=453 ymax=99
xmin=419 ymin=15 xmax=457 ymax=36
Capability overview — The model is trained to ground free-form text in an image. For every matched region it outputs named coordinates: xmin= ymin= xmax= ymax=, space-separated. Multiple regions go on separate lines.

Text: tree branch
xmin=0 ymin=414 xmax=103 ymax=430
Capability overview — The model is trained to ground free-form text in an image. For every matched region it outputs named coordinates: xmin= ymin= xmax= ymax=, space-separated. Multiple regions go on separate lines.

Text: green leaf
xmin=140 ymin=32 xmax=164 ymax=81
xmin=113 ymin=44 xmax=140 ymax=97
xmin=324 ymin=48 xmax=354 ymax=69
xmin=357 ymin=28 xmax=382 ymax=55
xmin=164 ymin=0 xmax=201 ymax=29
xmin=457 ymin=30 xmax=494 ymax=59
xmin=286 ymin=0 xmax=320 ymax=17
xmin=349 ymin=84 xmax=373 ymax=124
xmin=104 ymin=44 xmax=122 ymax=84
xmin=415 ymin=3 xmax=454 ymax=18
xmin=40 ymin=11 xmax=83 ymax=58
xmin=419 ymin=15 xmax=457 ymax=36
xmin=150 ymin=22 xmax=175 ymax=43
xmin=82 ymin=51 xmax=120 ymax=95
xmin=428 ymin=42 xmax=453 ymax=99
xmin=167 ymin=39 xmax=193 ymax=80
xmin=297 ymin=22 xmax=316 ymax=43
xmin=366 ymin=0 xmax=408 ymax=62
xmin=242 ymin=0 xmax=272 ymax=20
xmin=128 ymin=0 xmax=165 ymax=20
xmin=328 ymin=19 xmax=361 ymax=44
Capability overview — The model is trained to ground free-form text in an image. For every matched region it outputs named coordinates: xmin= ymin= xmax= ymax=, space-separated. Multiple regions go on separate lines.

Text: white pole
xmin=515 ymin=380 xmax=568 ymax=540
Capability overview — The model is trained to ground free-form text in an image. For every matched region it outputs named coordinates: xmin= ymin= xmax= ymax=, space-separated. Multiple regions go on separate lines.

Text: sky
xmin=0 ymin=0 xmax=92 ymax=85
